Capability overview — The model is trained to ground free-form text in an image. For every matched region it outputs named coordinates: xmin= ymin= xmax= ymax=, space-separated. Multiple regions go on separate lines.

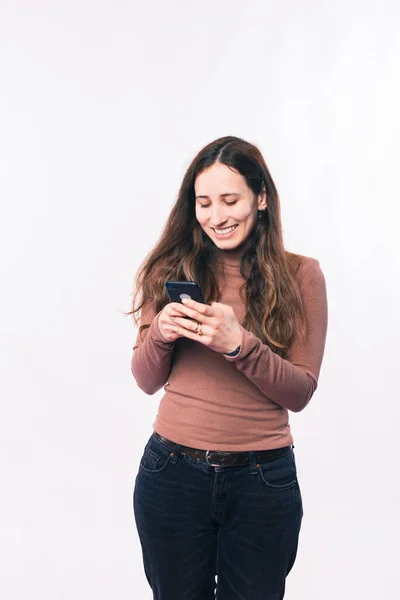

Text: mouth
xmin=212 ymin=224 xmax=239 ymax=236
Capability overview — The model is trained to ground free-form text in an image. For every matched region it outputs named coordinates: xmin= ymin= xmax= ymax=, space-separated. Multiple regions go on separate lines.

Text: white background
xmin=1 ymin=1 xmax=399 ymax=598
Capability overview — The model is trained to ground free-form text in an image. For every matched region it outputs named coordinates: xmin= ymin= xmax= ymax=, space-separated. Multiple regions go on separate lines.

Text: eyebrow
xmin=195 ymin=193 xmax=241 ymax=200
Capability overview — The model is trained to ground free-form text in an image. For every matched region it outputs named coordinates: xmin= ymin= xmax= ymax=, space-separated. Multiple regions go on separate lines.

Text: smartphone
xmin=165 ymin=281 xmax=205 ymax=305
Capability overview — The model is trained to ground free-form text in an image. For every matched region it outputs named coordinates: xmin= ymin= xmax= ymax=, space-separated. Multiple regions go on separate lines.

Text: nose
xmin=210 ymin=205 xmax=228 ymax=227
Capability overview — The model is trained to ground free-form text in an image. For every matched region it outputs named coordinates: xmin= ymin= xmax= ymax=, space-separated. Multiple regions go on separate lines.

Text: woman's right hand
xmin=157 ymin=302 xmax=190 ymax=342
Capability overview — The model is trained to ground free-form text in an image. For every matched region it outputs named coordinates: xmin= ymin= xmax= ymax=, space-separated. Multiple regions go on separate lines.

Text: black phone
xmin=165 ymin=281 xmax=205 ymax=305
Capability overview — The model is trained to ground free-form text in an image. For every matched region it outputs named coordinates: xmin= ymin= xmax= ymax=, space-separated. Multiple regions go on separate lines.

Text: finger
xmin=168 ymin=302 xmax=206 ymax=321
xmin=173 ymin=316 xmax=202 ymax=332
xmin=164 ymin=302 xmax=190 ymax=317
xmin=181 ymin=298 xmax=213 ymax=317
xmin=166 ymin=302 xmax=186 ymax=311
xmin=174 ymin=324 xmax=207 ymax=344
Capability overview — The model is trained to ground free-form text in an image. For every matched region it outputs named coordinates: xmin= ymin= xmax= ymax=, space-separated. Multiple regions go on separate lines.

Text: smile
xmin=212 ymin=224 xmax=238 ymax=235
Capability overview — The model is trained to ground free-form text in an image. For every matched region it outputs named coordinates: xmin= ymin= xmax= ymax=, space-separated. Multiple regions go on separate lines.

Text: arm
xmin=223 ymin=257 xmax=328 ymax=412
xmin=131 ymin=302 xmax=176 ymax=395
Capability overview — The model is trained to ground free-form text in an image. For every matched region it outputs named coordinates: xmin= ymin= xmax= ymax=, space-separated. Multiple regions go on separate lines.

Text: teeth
xmin=214 ymin=225 xmax=238 ymax=234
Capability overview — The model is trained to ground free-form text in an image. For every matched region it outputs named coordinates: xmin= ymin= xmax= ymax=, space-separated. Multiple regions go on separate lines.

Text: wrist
xmin=224 ymin=345 xmax=241 ymax=356
xmin=223 ymin=329 xmax=243 ymax=356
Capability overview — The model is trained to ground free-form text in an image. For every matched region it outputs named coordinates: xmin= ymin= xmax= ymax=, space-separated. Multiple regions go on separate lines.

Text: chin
xmin=215 ymin=239 xmax=242 ymax=249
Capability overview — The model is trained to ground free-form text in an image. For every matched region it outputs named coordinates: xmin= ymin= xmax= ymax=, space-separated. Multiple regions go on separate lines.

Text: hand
xmin=168 ymin=298 xmax=243 ymax=354
xmin=157 ymin=302 xmax=194 ymax=342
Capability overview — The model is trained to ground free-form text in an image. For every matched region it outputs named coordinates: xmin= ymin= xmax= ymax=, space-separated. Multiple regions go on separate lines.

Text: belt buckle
xmin=205 ymin=450 xmax=221 ymax=467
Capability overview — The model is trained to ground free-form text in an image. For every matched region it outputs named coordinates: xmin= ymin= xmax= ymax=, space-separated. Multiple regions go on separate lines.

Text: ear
xmin=257 ymin=187 xmax=267 ymax=211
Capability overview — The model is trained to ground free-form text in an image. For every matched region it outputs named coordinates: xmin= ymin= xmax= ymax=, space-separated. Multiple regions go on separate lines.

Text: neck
xmin=215 ymin=242 xmax=247 ymax=268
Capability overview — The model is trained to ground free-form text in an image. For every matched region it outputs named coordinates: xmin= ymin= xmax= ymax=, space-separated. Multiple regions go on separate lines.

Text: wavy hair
xmin=127 ymin=136 xmax=307 ymax=358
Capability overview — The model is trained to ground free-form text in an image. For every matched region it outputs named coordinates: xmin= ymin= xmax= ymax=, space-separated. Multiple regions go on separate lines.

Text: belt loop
xmin=170 ymin=442 xmax=181 ymax=464
xmin=249 ymin=451 xmax=257 ymax=475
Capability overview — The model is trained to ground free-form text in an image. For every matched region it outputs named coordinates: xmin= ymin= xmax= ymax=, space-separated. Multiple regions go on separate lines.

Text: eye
xmin=198 ymin=200 xmax=238 ymax=208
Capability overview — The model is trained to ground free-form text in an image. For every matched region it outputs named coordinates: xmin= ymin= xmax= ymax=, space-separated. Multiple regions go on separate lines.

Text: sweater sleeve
xmin=130 ymin=302 xmax=176 ymax=395
xmin=223 ymin=257 xmax=328 ymax=412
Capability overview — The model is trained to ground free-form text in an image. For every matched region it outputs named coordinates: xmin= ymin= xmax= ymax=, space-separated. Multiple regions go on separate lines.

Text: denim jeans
xmin=133 ymin=432 xmax=303 ymax=600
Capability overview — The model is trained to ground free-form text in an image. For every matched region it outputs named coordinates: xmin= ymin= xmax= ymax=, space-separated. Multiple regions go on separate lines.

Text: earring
xmin=258 ymin=209 xmax=266 ymax=220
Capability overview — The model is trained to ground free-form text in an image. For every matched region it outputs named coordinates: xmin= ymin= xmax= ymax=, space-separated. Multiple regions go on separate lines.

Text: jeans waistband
xmin=154 ymin=432 xmax=293 ymax=468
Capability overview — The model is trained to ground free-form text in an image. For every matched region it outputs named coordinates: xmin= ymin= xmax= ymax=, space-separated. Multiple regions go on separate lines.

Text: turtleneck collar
xmin=215 ymin=243 xmax=247 ymax=269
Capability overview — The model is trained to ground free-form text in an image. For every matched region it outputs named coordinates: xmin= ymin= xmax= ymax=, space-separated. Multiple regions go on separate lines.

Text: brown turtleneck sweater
xmin=131 ymin=249 xmax=328 ymax=451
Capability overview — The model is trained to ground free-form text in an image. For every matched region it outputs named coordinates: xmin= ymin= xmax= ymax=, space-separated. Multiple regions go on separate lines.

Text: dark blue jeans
xmin=133 ymin=432 xmax=303 ymax=600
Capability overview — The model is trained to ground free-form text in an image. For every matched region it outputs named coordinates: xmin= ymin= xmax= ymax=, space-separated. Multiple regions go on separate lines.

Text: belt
xmin=154 ymin=432 xmax=292 ymax=467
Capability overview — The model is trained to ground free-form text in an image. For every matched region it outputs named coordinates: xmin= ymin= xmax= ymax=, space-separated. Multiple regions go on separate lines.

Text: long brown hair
xmin=127 ymin=136 xmax=306 ymax=358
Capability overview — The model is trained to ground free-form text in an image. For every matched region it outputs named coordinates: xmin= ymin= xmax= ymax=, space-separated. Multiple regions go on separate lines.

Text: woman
xmin=129 ymin=136 xmax=328 ymax=600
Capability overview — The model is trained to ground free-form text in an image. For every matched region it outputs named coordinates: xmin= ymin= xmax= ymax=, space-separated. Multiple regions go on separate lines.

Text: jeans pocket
xmin=257 ymin=450 xmax=297 ymax=489
xmin=139 ymin=436 xmax=173 ymax=474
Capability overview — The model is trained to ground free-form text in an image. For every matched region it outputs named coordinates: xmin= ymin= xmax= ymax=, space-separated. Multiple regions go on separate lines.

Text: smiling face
xmin=194 ymin=162 xmax=267 ymax=250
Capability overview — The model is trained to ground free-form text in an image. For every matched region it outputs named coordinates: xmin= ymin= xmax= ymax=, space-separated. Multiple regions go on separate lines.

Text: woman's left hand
xmin=171 ymin=298 xmax=243 ymax=355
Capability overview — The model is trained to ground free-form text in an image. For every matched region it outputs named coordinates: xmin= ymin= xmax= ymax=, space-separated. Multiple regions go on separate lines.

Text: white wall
xmin=1 ymin=1 xmax=399 ymax=598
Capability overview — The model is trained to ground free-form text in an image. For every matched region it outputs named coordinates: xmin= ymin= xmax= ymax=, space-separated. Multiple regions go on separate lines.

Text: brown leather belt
xmin=154 ymin=432 xmax=292 ymax=468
